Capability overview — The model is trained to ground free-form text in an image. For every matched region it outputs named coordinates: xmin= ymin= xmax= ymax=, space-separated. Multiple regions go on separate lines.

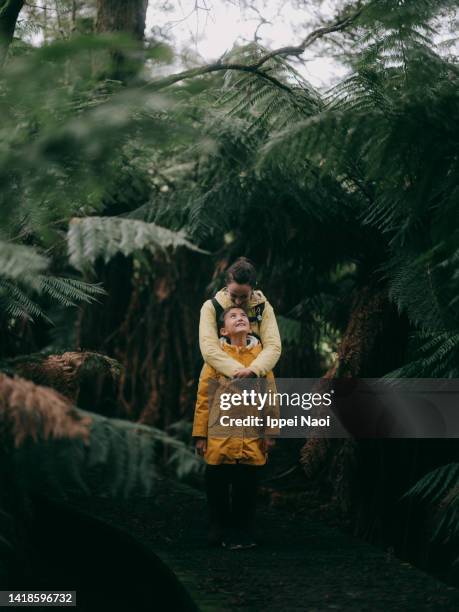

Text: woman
xmin=198 ymin=257 xmax=282 ymax=379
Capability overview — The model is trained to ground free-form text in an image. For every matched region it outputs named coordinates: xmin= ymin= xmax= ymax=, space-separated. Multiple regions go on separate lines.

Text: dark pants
xmin=205 ymin=463 xmax=260 ymax=531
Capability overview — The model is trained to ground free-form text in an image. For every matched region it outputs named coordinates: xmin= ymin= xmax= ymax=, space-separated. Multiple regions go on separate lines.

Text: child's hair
xmin=225 ymin=257 xmax=257 ymax=287
xmin=218 ymin=306 xmax=247 ymax=330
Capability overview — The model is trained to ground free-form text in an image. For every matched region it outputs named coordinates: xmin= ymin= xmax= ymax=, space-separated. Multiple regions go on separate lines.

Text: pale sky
xmin=23 ymin=1 xmax=455 ymax=89
xmin=146 ymin=0 xmax=347 ymax=89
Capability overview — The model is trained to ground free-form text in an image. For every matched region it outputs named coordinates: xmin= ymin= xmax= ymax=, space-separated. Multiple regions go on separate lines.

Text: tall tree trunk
xmin=0 ymin=0 xmax=23 ymax=67
xmin=96 ymin=0 xmax=148 ymax=40
xmin=95 ymin=0 xmax=148 ymax=82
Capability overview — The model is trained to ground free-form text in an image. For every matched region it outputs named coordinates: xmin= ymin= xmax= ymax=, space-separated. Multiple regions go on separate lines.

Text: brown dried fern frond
xmin=13 ymin=351 xmax=123 ymax=401
xmin=0 ymin=373 xmax=91 ymax=448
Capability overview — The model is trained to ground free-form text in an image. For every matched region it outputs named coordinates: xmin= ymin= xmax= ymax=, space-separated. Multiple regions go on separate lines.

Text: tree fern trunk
xmin=76 ymin=251 xmax=212 ymax=427
xmin=300 ymin=284 xmax=410 ymax=517
xmin=7 ymin=351 xmax=122 ymax=416
xmin=299 ymin=284 xmax=458 ymax=575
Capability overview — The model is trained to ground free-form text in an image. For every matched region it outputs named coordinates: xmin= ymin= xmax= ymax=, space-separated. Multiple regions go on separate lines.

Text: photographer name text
xmin=219 ymin=415 xmax=331 ymax=428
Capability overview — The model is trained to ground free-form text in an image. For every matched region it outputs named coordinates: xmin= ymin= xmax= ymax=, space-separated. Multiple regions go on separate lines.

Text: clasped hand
xmin=233 ymin=367 xmax=256 ymax=378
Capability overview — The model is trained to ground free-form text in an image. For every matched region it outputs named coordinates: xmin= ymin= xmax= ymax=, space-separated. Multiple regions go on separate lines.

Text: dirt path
xmin=73 ymin=478 xmax=459 ymax=612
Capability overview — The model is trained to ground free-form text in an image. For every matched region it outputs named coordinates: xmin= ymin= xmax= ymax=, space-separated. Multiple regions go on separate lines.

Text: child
xmin=193 ymin=306 xmax=277 ymax=550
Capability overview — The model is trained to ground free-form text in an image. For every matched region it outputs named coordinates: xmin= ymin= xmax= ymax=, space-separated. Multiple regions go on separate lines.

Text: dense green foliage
xmin=0 ymin=0 xmax=458 ymax=581
xmin=0 ymin=34 xmax=196 ymax=328
xmin=404 ymin=463 xmax=459 ymax=561
xmin=3 ymin=1 xmax=457 ymax=375
xmin=157 ymin=3 xmax=459 ymax=378
xmin=0 ymin=31 xmax=202 ymax=560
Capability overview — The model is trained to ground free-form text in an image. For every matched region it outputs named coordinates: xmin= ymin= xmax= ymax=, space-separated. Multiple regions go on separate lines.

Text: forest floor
xmin=73 ymin=456 xmax=459 ymax=612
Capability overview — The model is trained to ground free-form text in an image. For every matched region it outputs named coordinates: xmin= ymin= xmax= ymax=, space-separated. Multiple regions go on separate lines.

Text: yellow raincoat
xmin=199 ymin=288 xmax=281 ymax=378
xmin=192 ymin=336 xmax=279 ymax=465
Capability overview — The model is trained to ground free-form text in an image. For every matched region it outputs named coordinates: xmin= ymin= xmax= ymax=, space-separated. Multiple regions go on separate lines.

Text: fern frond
xmin=403 ymin=463 xmax=459 ymax=552
xmin=277 ymin=315 xmax=302 ymax=346
xmin=403 ymin=463 xmax=459 ymax=504
xmin=1 ymin=373 xmax=201 ymax=500
xmin=67 ymin=216 xmax=207 ymax=270
xmin=0 ymin=280 xmax=50 ymax=322
xmin=386 ymin=331 xmax=459 ymax=378
xmin=384 ymin=249 xmax=447 ymax=330
xmin=218 ymin=43 xmax=322 ymax=132
xmin=0 ymin=372 xmax=90 ymax=448
xmin=38 ymin=276 xmax=106 ymax=307
xmin=0 ymin=241 xmax=48 ymax=286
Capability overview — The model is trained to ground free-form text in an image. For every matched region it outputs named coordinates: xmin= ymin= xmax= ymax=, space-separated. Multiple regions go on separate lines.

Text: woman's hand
xmin=261 ymin=438 xmax=276 ymax=453
xmin=195 ymin=437 xmax=207 ymax=456
xmin=233 ymin=368 xmax=256 ymax=378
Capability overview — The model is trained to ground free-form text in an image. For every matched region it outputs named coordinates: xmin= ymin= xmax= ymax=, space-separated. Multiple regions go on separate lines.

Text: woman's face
xmin=227 ymin=282 xmax=253 ymax=308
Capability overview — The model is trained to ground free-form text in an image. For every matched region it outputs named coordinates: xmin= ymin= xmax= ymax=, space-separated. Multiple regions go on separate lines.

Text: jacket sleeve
xmin=199 ymin=299 xmax=244 ymax=378
xmin=248 ymin=301 xmax=282 ymax=377
xmin=192 ymin=363 xmax=216 ymax=438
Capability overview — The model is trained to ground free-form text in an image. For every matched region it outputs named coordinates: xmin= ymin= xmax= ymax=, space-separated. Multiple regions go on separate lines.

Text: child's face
xmin=220 ymin=308 xmax=250 ymax=336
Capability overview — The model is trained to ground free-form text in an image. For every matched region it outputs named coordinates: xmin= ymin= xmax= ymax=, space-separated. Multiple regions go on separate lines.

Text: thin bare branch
xmin=144 ymin=60 xmax=294 ymax=92
xmin=252 ymin=9 xmax=363 ymax=68
xmin=145 ymin=8 xmax=363 ymax=92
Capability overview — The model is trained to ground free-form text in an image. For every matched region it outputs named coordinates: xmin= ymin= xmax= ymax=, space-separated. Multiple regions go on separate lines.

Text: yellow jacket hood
xmin=219 ymin=334 xmax=260 ymax=351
